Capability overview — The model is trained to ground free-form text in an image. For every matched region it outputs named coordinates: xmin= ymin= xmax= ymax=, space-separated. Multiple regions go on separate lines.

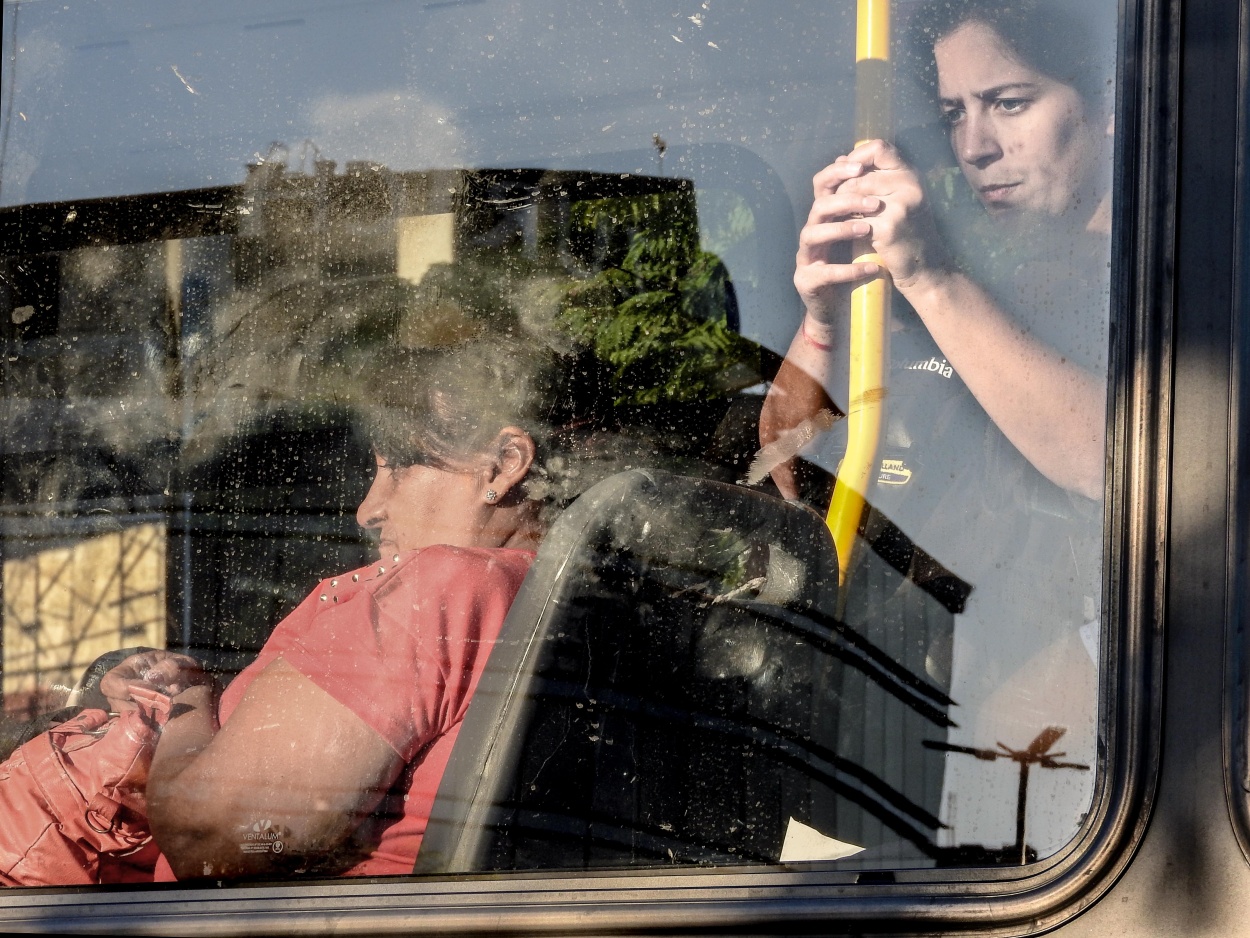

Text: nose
xmin=356 ymin=472 xmax=386 ymax=530
xmin=956 ymin=110 xmax=1002 ymax=170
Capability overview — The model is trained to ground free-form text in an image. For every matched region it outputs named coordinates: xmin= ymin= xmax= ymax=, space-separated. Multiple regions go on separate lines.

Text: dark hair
xmin=362 ymin=336 xmax=618 ymax=520
xmin=905 ymin=0 xmax=1115 ymax=110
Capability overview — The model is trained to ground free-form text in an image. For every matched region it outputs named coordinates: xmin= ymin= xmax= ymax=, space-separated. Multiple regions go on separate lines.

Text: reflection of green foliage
xmin=706 ymin=528 xmax=753 ymax=592
xmin=557 ymin=193 xmax=765 ymax=406
xmin=697 ymin=190 xmax=757 ymax=281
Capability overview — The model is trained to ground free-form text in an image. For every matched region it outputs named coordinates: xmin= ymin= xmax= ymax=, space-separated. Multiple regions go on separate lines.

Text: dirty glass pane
xmin=0 ymin=0 xmax=1115 ymax=888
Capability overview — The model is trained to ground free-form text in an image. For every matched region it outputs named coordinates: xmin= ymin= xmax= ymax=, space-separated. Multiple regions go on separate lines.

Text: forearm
xmin=761 ymin=318 xmax=842 ymax=438
xmin=146 ymin=684 xmax=263 ymax=879
xmin=759 ymin=317 xmax=843 ymax=498
xmin=148 ymin=684 xmax=307 ymax=879
xmin=898 ymin=269 xmax=1106 ymax=499
xmin=147 ymin=659 xmax=402 ymax=880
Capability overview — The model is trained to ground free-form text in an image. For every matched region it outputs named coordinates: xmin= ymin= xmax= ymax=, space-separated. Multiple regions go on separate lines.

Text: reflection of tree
xmin=0 ymin=163 xmax=767 ymax=503
xmin=557 ymin=192 xmax=767 ymax=406
xmin=184 ymin=165 xmax=774 ymax=455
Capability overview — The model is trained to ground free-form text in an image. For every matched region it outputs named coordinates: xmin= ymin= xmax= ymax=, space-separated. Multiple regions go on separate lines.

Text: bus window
xmin=0 ymin=0 xmax=1128 ymax=924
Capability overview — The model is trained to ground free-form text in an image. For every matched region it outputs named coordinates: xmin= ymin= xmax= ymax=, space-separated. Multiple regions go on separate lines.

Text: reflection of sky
xmin=0 ymin=0 xmax=872 ymax=351
xmin=0 ymin=0 xmax=856 ymax=203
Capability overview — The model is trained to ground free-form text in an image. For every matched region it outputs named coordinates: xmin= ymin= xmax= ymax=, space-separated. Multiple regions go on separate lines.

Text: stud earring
xmin=485 ymin=489 xmax=498 ymax=503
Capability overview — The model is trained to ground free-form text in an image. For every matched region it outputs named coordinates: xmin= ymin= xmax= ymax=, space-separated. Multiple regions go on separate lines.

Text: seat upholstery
xmin=416 ymin=469 xmax=953 ymax=873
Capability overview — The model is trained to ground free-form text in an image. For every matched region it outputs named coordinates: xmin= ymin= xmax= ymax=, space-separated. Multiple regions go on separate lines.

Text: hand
xmin=794 ymin=155 xmax=883 ymax=325
xmin=795 ymin=141 xmax=948 ymax=320
xmin=99 ymin=649 xmax=211 ymax=712
xmin=832 ymin=139 xmax=949 ymax=289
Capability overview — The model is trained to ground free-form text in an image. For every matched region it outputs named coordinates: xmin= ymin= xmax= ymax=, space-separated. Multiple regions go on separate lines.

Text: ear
xmin=482 ymin=426 xmax=537 ymax=500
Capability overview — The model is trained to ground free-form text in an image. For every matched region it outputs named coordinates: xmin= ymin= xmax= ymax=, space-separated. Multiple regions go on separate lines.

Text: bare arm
xmin=893 ymin=265 xmax=1105 ymax=500
xmin=758 ymin=158 xmax=875 ymax=498
xmin=146 ymin=658 xmax=403 ymax=880
xmin=763 ymin=142 xmax=1105 ymax=500
xmin=758 ymin=323 xmax=840 ymax=500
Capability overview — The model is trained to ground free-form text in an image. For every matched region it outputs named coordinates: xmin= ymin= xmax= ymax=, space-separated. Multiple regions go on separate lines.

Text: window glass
xmin=0 ymin=0 xmax=1116 ymax=893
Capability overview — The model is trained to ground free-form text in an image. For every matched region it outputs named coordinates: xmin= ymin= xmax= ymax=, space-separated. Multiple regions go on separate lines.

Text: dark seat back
xmin=417 ymin=469 xmax=952 ymax=873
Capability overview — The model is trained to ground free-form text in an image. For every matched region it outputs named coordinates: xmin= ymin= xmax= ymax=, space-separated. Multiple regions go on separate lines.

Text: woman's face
xmin=934 ymin=21 xmax=1106 ymax=221
xmin=355 ymin=453 xmax=487 ymax=556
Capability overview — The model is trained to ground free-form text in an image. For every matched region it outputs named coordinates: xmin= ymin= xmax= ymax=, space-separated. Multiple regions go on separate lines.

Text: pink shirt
xmin=156 ymin=545 xmax=534 ymax=879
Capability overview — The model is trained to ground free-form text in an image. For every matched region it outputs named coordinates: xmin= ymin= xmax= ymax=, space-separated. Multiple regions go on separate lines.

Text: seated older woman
xmin=104 ymin=337 xmax=606 ymax=880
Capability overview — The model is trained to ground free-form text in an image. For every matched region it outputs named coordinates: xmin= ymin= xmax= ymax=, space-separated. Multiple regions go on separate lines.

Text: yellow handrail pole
xmin=825 ymin=0 xmax=892 ymax=585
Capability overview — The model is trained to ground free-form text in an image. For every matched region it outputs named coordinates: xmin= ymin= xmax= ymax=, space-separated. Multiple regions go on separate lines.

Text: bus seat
xmin=416 ymin=469 xmax=953 ymax=874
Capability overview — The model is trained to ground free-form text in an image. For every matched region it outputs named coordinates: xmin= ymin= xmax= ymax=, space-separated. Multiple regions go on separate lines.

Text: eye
xmin=996 ymin=97 xmax=1030 ymax=114
xmin=940 ymin=105 xmax=965 ymax=127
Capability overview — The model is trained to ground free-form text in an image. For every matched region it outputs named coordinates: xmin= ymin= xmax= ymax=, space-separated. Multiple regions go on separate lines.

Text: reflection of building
xmin=0 ymin=156 xmax=765 ymax=704
xmin=3 ymin=523 xmax=165 ymax=718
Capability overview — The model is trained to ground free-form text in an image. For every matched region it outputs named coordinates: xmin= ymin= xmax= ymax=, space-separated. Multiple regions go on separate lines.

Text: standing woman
xmin=760 ymin=0 xmax=1115 ymax=856
xmin=762 ymin=0 xmax=1113 ymax=499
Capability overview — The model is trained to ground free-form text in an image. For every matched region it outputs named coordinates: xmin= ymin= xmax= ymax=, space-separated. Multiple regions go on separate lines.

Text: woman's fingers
xmin=100 ymin=650 xmax=208 ymax=709
xmin=142 ymin=653 xmax=209 ymax=695
xmin=795 ymin=258 xmax=881 ymax=294
xmin=797 ymin=217 xmax=873 ymax=263
xmin=813 ymin=158 xmax=867 ymax=197
xmin=799 ymin=193 xmax=880 ymax=264
xmin=807 ymin=190 xmax=882 ymax=224
xmin=809 ymin=142 xmax=892 ymax=196
xmin=807 ymin=144 xmax=932 ymax=275
xmin=796 ymin=189 xmax=884 ymax=319
xmin=844 ymin=138 xmax=907 ymax=171
xmin=808 ymin=144 xmax=918 ymax=223
xmin=794 ymin=259 xmax=881 ymax=327
xmin=798 ymin=141 xmax=940 ymax=304
xmin=834 ymin=142 xmax=923 ymax=207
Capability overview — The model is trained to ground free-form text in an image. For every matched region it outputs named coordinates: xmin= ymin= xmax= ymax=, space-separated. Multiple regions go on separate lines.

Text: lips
xmin=978 ymin=182 xmax=1020 ymax=204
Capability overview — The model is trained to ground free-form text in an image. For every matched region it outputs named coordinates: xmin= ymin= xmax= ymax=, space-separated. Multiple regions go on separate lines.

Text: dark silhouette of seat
xmin=416 ymin=469 xmax=954 ymax=874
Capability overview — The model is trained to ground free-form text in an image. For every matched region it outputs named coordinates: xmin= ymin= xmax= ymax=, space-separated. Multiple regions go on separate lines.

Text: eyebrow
xmin=939 ymin=82 xmax=1041 ymax=107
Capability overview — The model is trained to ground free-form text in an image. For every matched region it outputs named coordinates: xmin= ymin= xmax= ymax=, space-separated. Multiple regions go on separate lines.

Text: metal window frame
xmin=1226 ymin=0 xmax=1250 ymax=875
